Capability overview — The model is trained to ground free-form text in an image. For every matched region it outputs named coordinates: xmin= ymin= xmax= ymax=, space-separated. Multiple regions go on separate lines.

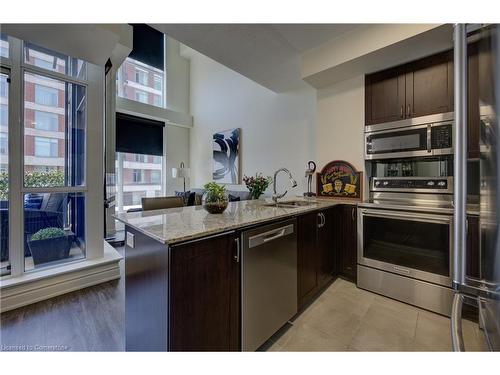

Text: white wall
xmin=316 ymin=75 xmax=365 ymax=173
xmin=188 ymin=49 xmax=316 ymax=195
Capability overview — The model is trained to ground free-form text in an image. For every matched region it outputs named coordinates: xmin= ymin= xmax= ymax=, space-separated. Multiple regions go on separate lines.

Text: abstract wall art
xmin=212 ymin=128 xmax=240 ymax=184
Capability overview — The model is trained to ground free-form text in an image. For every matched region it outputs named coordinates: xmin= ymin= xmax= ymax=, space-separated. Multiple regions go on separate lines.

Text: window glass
xmin=0 ymin=34 xmax=8 ymax=59
xmin=0 ymin=72 xmax=10 ymax=277
xmin=24 ymin=42 xmax=86 ymax=79
xmin=24 ymin=192 xmax=85 ymax=272
xmin=24 ymin=72 xmax=86 ymax=187
xmin=34 ymin=111 xmax=59 ymax=131
xmin=116 ymin=57 xmax=165 ymax=108
xmin=115 ymin=152 xmax=163 ymax=213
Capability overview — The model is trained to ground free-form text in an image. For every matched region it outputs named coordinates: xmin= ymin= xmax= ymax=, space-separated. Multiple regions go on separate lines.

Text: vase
xmin=202 ymin=190 xmax=229 ymax=214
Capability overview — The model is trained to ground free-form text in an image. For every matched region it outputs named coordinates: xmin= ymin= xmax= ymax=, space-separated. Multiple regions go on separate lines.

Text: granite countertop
xmin=114 ymin=197 xmax=353 ymax=245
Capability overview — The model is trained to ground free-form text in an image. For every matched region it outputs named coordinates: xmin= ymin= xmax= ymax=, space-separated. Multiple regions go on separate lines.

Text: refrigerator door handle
xmin=453 ymin=23 xmax=468 ymax=287
xmin=451 ymin=293 xmax=465 ymax=351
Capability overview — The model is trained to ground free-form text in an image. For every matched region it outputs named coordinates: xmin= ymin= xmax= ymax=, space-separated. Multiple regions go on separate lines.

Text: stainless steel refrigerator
xmin=452 ymin=23 xmax=500 ymax=351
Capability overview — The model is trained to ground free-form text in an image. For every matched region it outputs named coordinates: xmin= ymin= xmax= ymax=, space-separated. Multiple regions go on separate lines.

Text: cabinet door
xmin=297 ymin=212 xmax=319 ymax=310
xmin=406 ymin=50 xmax=454 ymax=118
xmin=340 ymin=205 xmax=358 ymax=282
xmin=317 ymin=208 xmax=336 ymax=289
xmin=170 ymin=232 xmax=240 ymax=351
xmin=365 ymin=66 xmax=406 ymax=125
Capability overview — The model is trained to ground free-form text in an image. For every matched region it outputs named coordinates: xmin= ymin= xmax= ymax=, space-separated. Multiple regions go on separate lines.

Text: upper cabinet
xmin=365 ymin=50 xmax=454 ymax=126
xmin=365 ymin=66 xmax=406 ymax=125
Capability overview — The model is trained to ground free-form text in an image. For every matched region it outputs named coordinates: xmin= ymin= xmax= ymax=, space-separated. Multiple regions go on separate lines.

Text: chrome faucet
xmin=272 ymin=168 xmax=297 ymax=203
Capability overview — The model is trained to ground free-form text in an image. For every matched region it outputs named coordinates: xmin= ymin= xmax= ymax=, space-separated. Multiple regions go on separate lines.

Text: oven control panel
xmin=372 ymin=177 xmax=453 ymax=193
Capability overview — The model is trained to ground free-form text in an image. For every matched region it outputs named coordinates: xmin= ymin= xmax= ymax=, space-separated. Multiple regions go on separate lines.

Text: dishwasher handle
xmin=248 ymin=224 xmax=294 ymax=248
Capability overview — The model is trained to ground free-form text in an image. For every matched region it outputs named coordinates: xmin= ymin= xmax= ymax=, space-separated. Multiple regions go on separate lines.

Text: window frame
xmin=1 ymin=35 xmax=104 ymax=279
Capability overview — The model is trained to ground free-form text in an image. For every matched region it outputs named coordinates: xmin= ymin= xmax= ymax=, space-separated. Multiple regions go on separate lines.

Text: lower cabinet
xmin=337 ymin=205 xmax=358 ymax=282
xmin=297 ymin=208 xmax=336 ymax=310
xmin=169 ymin=231 xmax=240 ymax=351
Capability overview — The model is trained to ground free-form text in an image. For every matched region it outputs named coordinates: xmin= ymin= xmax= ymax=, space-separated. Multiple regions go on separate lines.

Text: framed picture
xmin=316 ymin=160 xmax=363 ymax=201
xmin=212 ymin=128 xmax=240 ymax=184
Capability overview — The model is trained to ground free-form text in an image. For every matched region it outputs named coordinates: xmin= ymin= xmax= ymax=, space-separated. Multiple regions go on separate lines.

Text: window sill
xmin=0 ymin=241 xmax=122 ymax=312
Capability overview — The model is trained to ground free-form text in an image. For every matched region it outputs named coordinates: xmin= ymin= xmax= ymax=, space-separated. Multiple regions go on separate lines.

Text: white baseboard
xmin=0 ymin=242 xmax=122 ymax=313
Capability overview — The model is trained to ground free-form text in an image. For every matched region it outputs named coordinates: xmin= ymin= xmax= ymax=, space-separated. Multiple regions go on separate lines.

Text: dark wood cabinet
xmin=365 ymin=66 xmax=406 ymax=125
xmin=297 ymin=208 xmax=336 ymax=310
xmin=337 ymin=205 xmax=358 ymax=282
xmin=365 ymin=50 xmax=454 ymax=126
xmin=169 ymin=232 xmax=240 ymax=351
xmin=406 ymin=50 xmax=454 ymax=118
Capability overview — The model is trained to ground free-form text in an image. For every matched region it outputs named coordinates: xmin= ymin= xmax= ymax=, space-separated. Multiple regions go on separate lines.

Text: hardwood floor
xmin=0 ymin=247 xmax=125 ymax=352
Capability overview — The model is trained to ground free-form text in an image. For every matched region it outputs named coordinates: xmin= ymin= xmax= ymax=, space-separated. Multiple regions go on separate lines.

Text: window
xmin=24 ymin=42 xmax=86 ymax=78
xmin=115 ymin=152 xmax=164 ymax=213
xmin=35 ymin=84 xmax=58 ymax=107
xmin=0 ymin=34 xmax=8 ymax=58
xmin=135 ymin=90 xmax=148 ymax=104
xmin=154 ymin=75 xmax=162 ymax=91
xmin=25 ymin=72 xmax=85 ymax=187
xmin=34 ymin=137 xmax=58 ymax=157
xmin=135 ymin=68 xmax=148 ymax=86
xmin=34 ymin=111 xmax=58 ymax=131
xmin=116 ymin=58 xmax=165 ymax=108
xmin=132 ymin=169 xmax=143 ymax=183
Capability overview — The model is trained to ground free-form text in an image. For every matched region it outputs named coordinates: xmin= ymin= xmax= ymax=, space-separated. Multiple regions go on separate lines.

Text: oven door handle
xmin=360 ymin=209 xmax=452 ymax=225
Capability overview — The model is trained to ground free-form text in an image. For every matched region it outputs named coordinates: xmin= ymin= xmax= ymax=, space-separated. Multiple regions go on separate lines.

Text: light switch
xmin=126 ymin=232 xmax=135 ymax=248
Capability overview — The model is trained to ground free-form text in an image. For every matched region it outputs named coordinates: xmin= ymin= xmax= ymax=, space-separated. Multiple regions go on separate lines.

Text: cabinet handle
xmin=351 ymin=207 xmax=356 ymax=221
xmin=400 ymin=105 xmax=404 ymax=118
xmin=407 ymin=104 xmax=411 ymax=117
xmin=317 ymin=212 xmax=325 ymax=228
xmin=234 ymin=237 xmax=240 ymax=263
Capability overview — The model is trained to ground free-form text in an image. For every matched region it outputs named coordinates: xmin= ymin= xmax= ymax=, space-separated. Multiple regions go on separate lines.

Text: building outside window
xmin=0 ymin=34 xmax=8 ymax=58
xmin=35 ymin=84 xmax=58 ymax=107
xmin=0 ymin=104 xmax=7 ymax=126
xmin=115 ymin=151 xmax=163 ymax=213
xmin=116 ymin=57 xmax=165 ymax=108
xmin=34 ymin=110 xmax=59 ymax=131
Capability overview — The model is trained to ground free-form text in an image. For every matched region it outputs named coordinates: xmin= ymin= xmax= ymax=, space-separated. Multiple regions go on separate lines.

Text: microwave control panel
xmin=372 ymin=177 xmax=452 ymax=193
xmin=431 ymin=124 xmax=453 ymax=149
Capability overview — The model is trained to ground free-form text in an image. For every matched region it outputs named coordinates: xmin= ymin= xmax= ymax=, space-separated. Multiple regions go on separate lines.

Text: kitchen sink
xmin=263 ymin=200 xmax=317 ymax=208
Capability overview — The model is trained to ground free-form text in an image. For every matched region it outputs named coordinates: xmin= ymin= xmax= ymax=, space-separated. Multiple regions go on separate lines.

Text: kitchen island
xmin=115 ymin=198 xmax=357 ymax=351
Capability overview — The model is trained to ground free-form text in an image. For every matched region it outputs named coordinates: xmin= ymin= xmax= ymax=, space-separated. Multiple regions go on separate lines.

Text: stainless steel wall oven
xmin=358 ymin=207 xmax=453 ymax=287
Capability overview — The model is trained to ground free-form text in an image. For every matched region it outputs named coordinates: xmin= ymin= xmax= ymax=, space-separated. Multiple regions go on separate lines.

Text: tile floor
xmin=266 ymin=278 xmax=488 ymax=351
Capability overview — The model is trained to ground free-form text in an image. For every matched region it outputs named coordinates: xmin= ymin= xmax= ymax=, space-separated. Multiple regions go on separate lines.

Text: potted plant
xmin=202 ymin=182 xmax=229 ymax=214
xmin=243 ymin=173 xmax=273 ymax=200
xmin=28 ymin=227 xmax=74 ymax=265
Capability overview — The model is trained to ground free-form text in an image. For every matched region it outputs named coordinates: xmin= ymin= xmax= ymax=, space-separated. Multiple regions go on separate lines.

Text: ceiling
xmin=151 ymin=24 xmax=360 ymax=92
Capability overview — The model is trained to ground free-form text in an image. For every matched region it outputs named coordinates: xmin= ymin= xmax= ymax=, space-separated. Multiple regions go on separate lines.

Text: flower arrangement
xmin=243 ymin=173 xmax=273 ymax=200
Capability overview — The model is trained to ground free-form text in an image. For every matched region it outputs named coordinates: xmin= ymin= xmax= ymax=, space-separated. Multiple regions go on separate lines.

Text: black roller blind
xmin=116 ymin=112 xmax=164 ymax=156
xmin=129 ymin=24 xmax=165 ymax=71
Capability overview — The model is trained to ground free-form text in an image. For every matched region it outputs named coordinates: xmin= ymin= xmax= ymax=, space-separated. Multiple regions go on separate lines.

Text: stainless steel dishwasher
xmin=241 ymin=218 xmax=297 ymax=351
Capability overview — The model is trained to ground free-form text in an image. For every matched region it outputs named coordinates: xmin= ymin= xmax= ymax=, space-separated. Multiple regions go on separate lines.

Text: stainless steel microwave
xmin=365 ymin=119 xmax=453 ymax=160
